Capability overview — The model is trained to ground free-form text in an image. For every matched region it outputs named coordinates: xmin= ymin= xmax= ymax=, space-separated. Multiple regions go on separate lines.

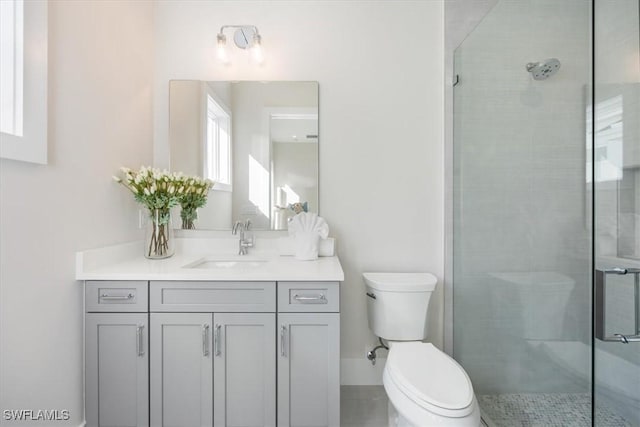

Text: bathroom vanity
xmin=77 ymin=238 xmax=343 ymax=427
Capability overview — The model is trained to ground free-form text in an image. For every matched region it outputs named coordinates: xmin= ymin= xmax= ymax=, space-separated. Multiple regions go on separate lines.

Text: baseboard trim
xmin=340 ymin=357 xmax=386 ymax=385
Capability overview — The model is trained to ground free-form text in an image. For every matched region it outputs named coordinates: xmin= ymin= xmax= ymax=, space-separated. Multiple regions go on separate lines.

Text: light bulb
xmin=251 ymin=34 xmax=264 ymax=65
xmin=217 ymin=34 xmax=229 ymax=64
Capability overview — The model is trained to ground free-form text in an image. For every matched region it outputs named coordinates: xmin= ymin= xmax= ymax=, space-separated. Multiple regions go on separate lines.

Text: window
xmin=0 ymin=0 xmax=47 ymax=164
xmin=204 ymin=91 xmax=232 ymax=191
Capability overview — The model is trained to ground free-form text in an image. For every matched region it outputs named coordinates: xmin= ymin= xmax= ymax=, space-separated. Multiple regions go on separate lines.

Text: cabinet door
xmin=213 ymin=313 xmax=276 ymax=427
xmin=150 ymin=313 xmax=213 ymax=427
xmin=86 ymin=313 xmax=148 ymax=427
xmin=277 ymin=313 xmax=340 ymax=427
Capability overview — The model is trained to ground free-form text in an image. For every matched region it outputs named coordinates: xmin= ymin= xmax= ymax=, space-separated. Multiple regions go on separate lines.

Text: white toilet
xmin=363 ymin=272 xmax=481 ymax=427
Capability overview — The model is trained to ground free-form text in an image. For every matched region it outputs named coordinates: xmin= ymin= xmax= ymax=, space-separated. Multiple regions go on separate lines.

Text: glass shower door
xmin=593 ymin=2 xmax=640 ymax=425
xmin=452 ymin=1 xmax=593 ymax=425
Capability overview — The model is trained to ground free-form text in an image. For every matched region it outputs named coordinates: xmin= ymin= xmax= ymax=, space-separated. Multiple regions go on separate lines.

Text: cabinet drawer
xmin=150 ymin=281 xmax=276 ymax=312
xmin=85 ymin=281 xmax=148 ymax=312
xmin=277 ymin=282 xmax=340 ymax=312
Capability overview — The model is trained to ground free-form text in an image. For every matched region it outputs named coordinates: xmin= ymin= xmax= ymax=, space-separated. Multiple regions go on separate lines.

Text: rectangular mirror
xmin=169 ymin=81 xmax=319 ymax=231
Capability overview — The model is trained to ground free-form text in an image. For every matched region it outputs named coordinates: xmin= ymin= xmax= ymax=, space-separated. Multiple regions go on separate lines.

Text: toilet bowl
xmin=384 ymin=342 xmax=481 ymax=426
xmin=363 ymin=272 xmax=481 ymax=427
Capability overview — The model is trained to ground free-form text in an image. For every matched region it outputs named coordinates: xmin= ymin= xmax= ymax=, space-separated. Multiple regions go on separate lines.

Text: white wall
xmin=154 ymin=0 xmax=445 ymax=384
xmin=0 ymin=1 xmax=153 ymax=425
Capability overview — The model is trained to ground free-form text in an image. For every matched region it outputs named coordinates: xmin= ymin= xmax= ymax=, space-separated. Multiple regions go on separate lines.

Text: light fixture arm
xmin=219 ymin=25 xmax=260 ymax=35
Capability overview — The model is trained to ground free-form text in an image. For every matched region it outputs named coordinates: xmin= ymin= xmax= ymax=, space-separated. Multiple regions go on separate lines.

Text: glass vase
xmin=180 ymin=207 xmax=197 ymax=230
xmin=145 ymin=208 xmax=174 ymax=259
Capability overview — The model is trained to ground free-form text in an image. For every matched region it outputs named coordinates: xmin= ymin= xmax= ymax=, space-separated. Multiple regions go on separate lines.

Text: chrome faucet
xmin=232 ymin=219 xmax=254 ymax=255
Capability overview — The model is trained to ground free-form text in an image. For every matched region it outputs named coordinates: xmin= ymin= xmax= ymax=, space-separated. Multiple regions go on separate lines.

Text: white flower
xmin=120 ymin=166 xmax=131 ymax=173
xmin=112 ymin=175 xmax=122 ymax=183
xmin=144 ymin=188 xmax=151 ymax=196
xmin=131 ymin=187 xmax=139 ymax=194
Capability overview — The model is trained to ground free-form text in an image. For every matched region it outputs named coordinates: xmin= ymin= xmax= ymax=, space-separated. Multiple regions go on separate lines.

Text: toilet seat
xmin=385 ymin=342 xmax=475 ymax=418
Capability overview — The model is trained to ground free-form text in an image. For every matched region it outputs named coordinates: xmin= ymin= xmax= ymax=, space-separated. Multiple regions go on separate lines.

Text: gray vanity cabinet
xmin=85 ymin=281 xmax=149 ymax=427
xmin=213 ymin=313 xmax=276 ymax=427
xmin=277 ymin=282 xmax=340 ymax=427
xmin=149 ymin=281 xmax=277 ymax=427
xmin=85 ymin=279 xmax=339 ymax=427
xmin=85 ymin=313 xmax=149 ymax=427
xmin=150 ymin=313 xmax=213 ymax=427
xmin=149 ymin=312 xmax=276 ymax=427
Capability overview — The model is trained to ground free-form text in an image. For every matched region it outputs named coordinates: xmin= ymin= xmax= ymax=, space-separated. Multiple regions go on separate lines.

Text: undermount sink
xmin=183 ymin=256 xmax=268 ymax=269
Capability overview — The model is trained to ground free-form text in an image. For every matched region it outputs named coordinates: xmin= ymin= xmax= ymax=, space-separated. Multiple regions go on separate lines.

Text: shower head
xmin=526 ymin=58 xmax=561 ymax=80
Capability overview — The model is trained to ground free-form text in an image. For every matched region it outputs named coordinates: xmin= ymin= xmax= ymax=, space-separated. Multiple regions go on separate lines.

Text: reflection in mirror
xmin=591 ymin=83 xmax=640 ymax=260
xmin=169 ymin=81 xmax=318 ymax=231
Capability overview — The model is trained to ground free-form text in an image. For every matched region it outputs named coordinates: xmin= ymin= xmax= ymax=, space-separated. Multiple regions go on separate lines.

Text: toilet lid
xmin=386 ymin=342 xmax=474 ymax=416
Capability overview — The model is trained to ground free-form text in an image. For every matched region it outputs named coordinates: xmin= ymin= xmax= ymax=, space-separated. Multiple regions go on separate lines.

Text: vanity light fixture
xmin=216 ymin=25 xmax=264 ymax=65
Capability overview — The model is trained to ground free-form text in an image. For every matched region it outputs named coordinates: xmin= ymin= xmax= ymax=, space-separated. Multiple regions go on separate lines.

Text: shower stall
xmin=448 ymin=0 xmax=639 ymax=425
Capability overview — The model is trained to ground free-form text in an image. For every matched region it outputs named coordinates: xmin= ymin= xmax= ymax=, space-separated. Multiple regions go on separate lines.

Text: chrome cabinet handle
xmin=293 ymin=294 xmax=326 ymax=303
xmin=203 ymin=324 xmax=210 ymax=357
xmin=136 ymin=325 xmax=144 ymax=357
xmin=280 ymin=325 xmax=287 ymax=357
xmin=214 ymin=324 xmax=222 ymax=357
xmin=100 ymin=293 xmax=134 ymax=300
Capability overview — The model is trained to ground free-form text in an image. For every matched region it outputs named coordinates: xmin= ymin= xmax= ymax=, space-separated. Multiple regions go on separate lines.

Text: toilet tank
xmin=363 ymin=272 xmax=437 ymax=341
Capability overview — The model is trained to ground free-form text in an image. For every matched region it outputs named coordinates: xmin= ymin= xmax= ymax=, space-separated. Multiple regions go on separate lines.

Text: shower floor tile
xmin=478 ymin=393 xmax=631 ymax=427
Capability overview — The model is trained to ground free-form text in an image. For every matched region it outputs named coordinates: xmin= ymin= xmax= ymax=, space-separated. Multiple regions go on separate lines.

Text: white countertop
xmin=76 ymin=238 xmax=344 ymax=282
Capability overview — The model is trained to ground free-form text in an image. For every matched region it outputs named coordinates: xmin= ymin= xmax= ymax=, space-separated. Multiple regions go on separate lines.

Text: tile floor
xmin=342 ymin=387 xmax=629 ymax=427
xmin=478 ymin=393 xmax=631 ymax=427
xmin=341 ymin=386 xmax=389 ymax=427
